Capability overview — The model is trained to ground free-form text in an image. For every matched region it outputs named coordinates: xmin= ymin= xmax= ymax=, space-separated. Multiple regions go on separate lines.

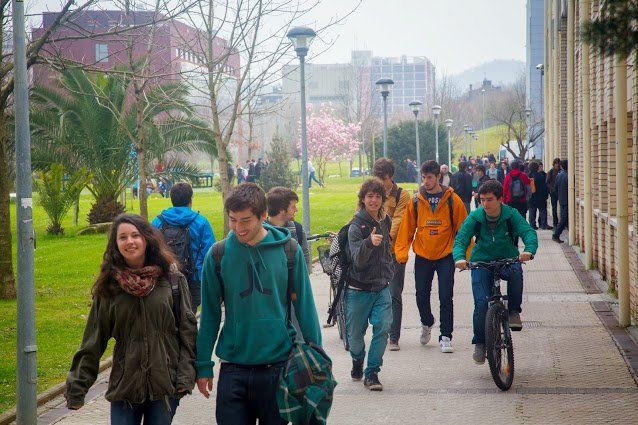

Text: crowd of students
xmin=64 ymin=155 xmax=543 ymax=424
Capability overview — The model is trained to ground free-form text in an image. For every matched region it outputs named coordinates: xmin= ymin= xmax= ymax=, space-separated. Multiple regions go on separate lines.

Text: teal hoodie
xmin=452 ymin=204 xmax=538 ymax=262
xmin=195 ymin=224 xmax=322 ymax=378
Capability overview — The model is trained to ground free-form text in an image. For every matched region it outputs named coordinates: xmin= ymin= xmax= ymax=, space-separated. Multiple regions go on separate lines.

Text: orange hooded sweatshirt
xmin=394 ymin=186 xmax=469 ymax=263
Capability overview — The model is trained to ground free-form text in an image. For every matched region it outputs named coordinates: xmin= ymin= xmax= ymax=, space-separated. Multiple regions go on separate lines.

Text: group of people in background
xmin=447 ymin=154 xmax=569 ymax=243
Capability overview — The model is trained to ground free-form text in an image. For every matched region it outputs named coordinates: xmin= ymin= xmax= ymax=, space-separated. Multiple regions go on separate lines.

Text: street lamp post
xmin=463 ymin=125 xmax=470 ymax=156
xmin=409 ymin=100 xmax=422 ymax=180
xmin=287 ymin=26 xmax=316 ymax=234
xmin=432 ymin=105 xmax=442 ymax=163
xmin=481 ymin=88 xmax=486 ymax=154
xmin=469 ymin=130 xmax=476 ymax=156
xmin=445 ymin=119 xmax=453 ymax=168
xmin=525 ymin=108 xmax=532 ymax=156
xmin=376 ymin=78 xmax=394 ymax=157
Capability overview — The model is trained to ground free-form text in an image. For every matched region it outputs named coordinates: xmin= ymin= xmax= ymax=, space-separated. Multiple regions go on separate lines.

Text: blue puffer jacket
xmin=152 ymin=206 xmax=216 ymax=282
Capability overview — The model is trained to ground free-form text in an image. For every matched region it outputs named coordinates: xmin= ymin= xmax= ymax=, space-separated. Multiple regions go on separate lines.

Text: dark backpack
xmin=158 ymin=214 xmax=198 ymax=283
xmin=509 ymin=175 xmax=525 ymax=201
xmin=324 ymin=214 xmax=392 ymax=323
xmin=211 ymin=238 xmax=298 ymax=317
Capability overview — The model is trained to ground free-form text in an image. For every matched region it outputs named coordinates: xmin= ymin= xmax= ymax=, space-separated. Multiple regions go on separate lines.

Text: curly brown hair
xmin=92 ymin=213 xmax=177 ymax=298
xmin=357 ymin=178 xmax=387 ymax=212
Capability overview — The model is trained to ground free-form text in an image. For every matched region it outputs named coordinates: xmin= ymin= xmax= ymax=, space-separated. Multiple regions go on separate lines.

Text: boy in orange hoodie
xmin=394 ymin=160 xmax=468 ymax=353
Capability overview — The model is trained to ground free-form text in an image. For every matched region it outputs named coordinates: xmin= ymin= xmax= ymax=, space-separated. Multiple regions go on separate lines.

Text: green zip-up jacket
xmin=65 ymin=271 xmax=197 ymax=408
xmin=452 ymin=204 xmax=538 ymax=262
xmin=195 ymin=224 xmax=322 ymax=378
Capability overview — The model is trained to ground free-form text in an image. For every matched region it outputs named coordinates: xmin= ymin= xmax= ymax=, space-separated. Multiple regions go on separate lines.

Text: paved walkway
xmin=40 ymin=231 xmax=638 ymax=424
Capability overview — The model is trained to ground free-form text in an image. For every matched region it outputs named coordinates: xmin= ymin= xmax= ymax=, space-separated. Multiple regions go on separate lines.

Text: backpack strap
xmin=158 ymin=214 xmax=168 ymax=229
xmin=473 ymin=216 xmax=516 ymax=245
xmin=284 ymin=238 xmax=299 ymax=323
xmin=413 ymin=192 xmax=419 ymax=225
xmin=210 ymin=239 xmax=226 ymax=300
xmin=395 ymin=187 xmax=403 ymax=210
xmin=447 ymin=193 xmax=454 ymax=232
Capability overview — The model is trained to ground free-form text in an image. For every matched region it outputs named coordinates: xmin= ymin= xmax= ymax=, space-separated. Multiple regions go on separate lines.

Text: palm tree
xmin=31 ymin=68 xmax=214 ymax=224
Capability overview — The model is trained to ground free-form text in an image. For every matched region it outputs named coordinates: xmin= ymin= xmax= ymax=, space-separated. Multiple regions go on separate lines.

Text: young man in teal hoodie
xmin=452 ymin=180 xmax=538 ymax=364
xmin=195 ymin=183 xmax=322 ymax=425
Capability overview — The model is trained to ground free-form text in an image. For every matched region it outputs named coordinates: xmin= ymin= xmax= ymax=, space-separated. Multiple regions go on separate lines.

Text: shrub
xmin=87 ymin=198 xmax=125 ymax=225
xmin=259 ymin=136 xmax=298 ymax=192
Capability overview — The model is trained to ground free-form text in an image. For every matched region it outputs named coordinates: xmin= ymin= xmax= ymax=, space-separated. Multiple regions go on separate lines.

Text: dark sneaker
xmin=351 ymin=359 xmax=364 ymax=381
xmin=509 ymin=312 xmax=523 ymax=331
xmin=552 ymin=235 xmax=564 ymax=243
xmin=542 ymin=225 xmax=554 ymax=230
xmin=473 ymin=343 xmax=486 ymax=364
xmin=364 ymin=372 xmax=383 ymax=391
xmin=388 ymin=340 xmax=400 ymax=351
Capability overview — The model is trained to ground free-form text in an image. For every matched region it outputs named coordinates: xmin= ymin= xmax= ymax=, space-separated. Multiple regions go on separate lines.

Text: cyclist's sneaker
xmin=420 ymin=325 xmax=432 ymax=345
xmin=473 ymin=343 xmax=486 ymax=364
xmin=439 ymin=336 xmax=454 ymax=353
xmin=363 ymin=372 xmax=383 ymax=391
xmin=388 ymin=340 xmax=400 ymax=351
xmin=351 ymin=359 xmax=364 ymax=381
xmin=509 ymin=312 xmax=523 ymax=331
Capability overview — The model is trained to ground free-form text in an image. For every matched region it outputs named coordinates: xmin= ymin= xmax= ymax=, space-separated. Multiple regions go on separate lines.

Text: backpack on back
xmin=509 ymin=175 xmax=526 ymax=201
xmin=158 ymin=214 xmax=197 ymax=283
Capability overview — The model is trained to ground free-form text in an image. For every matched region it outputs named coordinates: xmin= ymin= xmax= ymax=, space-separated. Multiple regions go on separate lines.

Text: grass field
xmin=0 ymin=162 xmax=415 ymax=413
xmin=452 ymin=124 xmax=508 ymax=161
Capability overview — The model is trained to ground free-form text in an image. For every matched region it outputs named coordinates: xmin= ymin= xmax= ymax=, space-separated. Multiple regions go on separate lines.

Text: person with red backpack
xmin=502 ymin=160 xmax=532 ymax=219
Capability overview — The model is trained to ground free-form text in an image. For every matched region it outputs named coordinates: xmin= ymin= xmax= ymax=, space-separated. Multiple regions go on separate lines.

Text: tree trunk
xmin=135 ymin=88 xmax=148 ymax=219
xmin=0 ymin=114 xmax=16 ymax=299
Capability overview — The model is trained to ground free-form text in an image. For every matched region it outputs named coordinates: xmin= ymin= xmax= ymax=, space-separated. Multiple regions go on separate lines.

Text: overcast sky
xmin=305 ymin=0 xmax=527 ymax=74
xmin=24 ymin=0 xmax=527 ymax=75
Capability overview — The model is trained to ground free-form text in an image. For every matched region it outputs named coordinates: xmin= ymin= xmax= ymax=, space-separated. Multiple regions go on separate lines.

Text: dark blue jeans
xmin=110 ymin=398 xmax=179 ymax=425
xmin=188 ymin=280 xmax=201 ymax=312
xmin=216 ymin=362 xmax=287 ymax=425
xmin=389 ymin=260 xmax=406 ymax=342
xmin=414 ymin=254 xmax=455 ymax=340
xmin=470 ymin=263 xmax=523 ymax=344
xmin=554 ymin=203 xmax=568 ymax=238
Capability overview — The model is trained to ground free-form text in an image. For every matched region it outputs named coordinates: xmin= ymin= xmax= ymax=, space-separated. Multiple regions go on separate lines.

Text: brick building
xmin=543 ymin=0 xmax=637 ymax=323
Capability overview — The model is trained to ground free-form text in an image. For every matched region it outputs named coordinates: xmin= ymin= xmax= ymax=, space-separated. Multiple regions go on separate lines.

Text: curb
xmin=0 ymin=357 xmax=112 ymax=425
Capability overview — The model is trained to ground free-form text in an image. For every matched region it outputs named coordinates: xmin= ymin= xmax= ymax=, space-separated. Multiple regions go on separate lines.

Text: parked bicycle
xmin=317 ymin=237 xmax=349 ymax=351
xmin=466 ymin=258 xmax=521 ymax=391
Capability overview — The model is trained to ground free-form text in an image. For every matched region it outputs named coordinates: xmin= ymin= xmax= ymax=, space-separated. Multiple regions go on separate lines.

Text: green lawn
xmin=0 ymin=161 xmax=413 ymax=413
xmin=452 ymin=124 xmax=508 ymax=160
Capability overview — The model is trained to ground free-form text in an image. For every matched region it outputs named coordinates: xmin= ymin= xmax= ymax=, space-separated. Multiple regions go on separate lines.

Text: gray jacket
xmin=346 ymin=209 xmax=394 ymax=292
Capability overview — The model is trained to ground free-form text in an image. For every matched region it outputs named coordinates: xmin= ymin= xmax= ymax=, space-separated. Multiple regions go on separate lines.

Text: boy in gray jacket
xmin=346 ymin=178 xmax=394 ymax=391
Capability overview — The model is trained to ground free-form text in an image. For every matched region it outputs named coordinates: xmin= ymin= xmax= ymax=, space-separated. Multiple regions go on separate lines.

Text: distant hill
xmin=451 ymin=59 xmax=525 ymax=91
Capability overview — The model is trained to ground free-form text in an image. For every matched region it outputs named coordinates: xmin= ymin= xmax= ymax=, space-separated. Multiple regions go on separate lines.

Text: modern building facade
xmin=526 ymin=0 xmax=545 ymax=158
xmin=544 ymin=0 xmax=638 ymax=323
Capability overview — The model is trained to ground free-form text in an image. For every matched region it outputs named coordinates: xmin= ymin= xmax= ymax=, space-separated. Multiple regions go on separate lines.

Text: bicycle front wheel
xmin=485 ymin=303 xmax=514 ymax=390
xmin=337 ymin=293 xmax=349 ymax=351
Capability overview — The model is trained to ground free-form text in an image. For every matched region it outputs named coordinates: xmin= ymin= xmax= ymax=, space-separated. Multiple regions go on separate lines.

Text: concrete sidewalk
xmin=40 ymin=231 xmax=638 ymax=424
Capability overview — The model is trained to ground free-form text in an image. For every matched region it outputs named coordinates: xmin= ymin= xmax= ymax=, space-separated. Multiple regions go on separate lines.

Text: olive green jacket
xmin=65 ymin=271 xmax=197 ymax=407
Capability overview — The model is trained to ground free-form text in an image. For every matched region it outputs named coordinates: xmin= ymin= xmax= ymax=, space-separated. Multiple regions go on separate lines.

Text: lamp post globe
xmin=409 ymin=100 xmax=422 ymax=177
xmin=287 ymin=26 xmax=316 ymax=234
xmin=432 ymin=105 xmax=442 ymax=163
xmin=376 ymin=78 xmax=394 ymax=157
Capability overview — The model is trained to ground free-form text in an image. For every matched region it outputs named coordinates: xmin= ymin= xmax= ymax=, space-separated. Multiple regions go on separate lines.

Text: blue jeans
xmin=216 ymin=362 xmax=286 ymax=425
xmin=554 ymin=203 xmax=568 ymax=238
xmin=389 ymin=261 xmax=406 ymax=342
xmin=346 ymin=287 xmax=392 ymax=377
xmin=470 ymin=263 xmax=524 ymax=344
xmin=308 ymin=171 xmax=322 ymax=187
xmin=110 ymin=398 xmax=179 ymax=425
xmin=414 ymin=254 xmax=455 ymax=340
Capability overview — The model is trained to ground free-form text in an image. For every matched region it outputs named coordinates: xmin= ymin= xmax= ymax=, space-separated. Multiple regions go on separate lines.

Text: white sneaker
xmin=420 ymin=325 xmax=431 ymax=345
xmin=439 ymin=336 xmax=454 ymax=353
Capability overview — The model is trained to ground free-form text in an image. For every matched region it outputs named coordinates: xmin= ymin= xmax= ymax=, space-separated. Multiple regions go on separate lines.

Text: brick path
xmin=39 ymin=231 xmax=638 ymax=424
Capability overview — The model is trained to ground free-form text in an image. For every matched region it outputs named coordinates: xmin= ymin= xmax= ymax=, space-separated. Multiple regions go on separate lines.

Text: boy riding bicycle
xmin=452 ymin=180 xmax=538 ymax=364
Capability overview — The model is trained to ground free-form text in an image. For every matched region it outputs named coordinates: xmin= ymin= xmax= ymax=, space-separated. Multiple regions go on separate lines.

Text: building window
xmin=95 ymin=43 xmax=108 ymax=63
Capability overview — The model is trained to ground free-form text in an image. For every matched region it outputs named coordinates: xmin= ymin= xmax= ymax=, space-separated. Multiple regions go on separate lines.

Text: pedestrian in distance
xmin=65 ymin=213 xmax=197 ymax=424
xmin=371 ymin=158 xmax=411 ymax=351
xmin=503 ymin=160 xmax=532 ymax=220
xmin=152 ymin=182 xmax=216 ymax=312
xmin=451 ymin=161 xmax=473 ymax=213
xmin=487 ymin=161 xmax=498 ymax=180
xmin=552 ymin=160 xmax=569 ymax=243
xmin=546 ymin=157 xmax=562 ymax=229
xmin=266 ymin=186 xmax=312 ymax=271
xmin=439 ymin=164 xmax=452 ymax=187
xmin=308 ymin=160 xmax=324 ymax=188
xmin=346 ymin=178 xmax=394 ymax=391
xmin=395 ymin=160 xmax=468 ymax=353
xmin=195 ymin=183 xmax=322 ymax=424
xmin=472 ymin=164 xmax=491 ymax=209
xmin=453 ymin=180 xmax=537 ymax=364
xmin=528 ymin=161 xmax=552 ymax=230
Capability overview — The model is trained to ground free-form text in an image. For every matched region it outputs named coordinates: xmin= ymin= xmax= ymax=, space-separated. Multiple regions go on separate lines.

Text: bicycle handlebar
xmin=466 ymin=258 xmax=521 ymax=270
xmin=307 ymin=232 xmax=334 ymax=241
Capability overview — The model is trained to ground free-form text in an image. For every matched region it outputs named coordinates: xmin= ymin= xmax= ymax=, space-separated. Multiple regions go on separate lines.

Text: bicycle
xmin=466 ymin=258 xmax=521 ymax=391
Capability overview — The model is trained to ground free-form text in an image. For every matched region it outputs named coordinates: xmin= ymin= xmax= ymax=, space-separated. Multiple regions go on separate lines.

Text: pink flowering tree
xmin=299 ymin=103 xmax=361 ymax=181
